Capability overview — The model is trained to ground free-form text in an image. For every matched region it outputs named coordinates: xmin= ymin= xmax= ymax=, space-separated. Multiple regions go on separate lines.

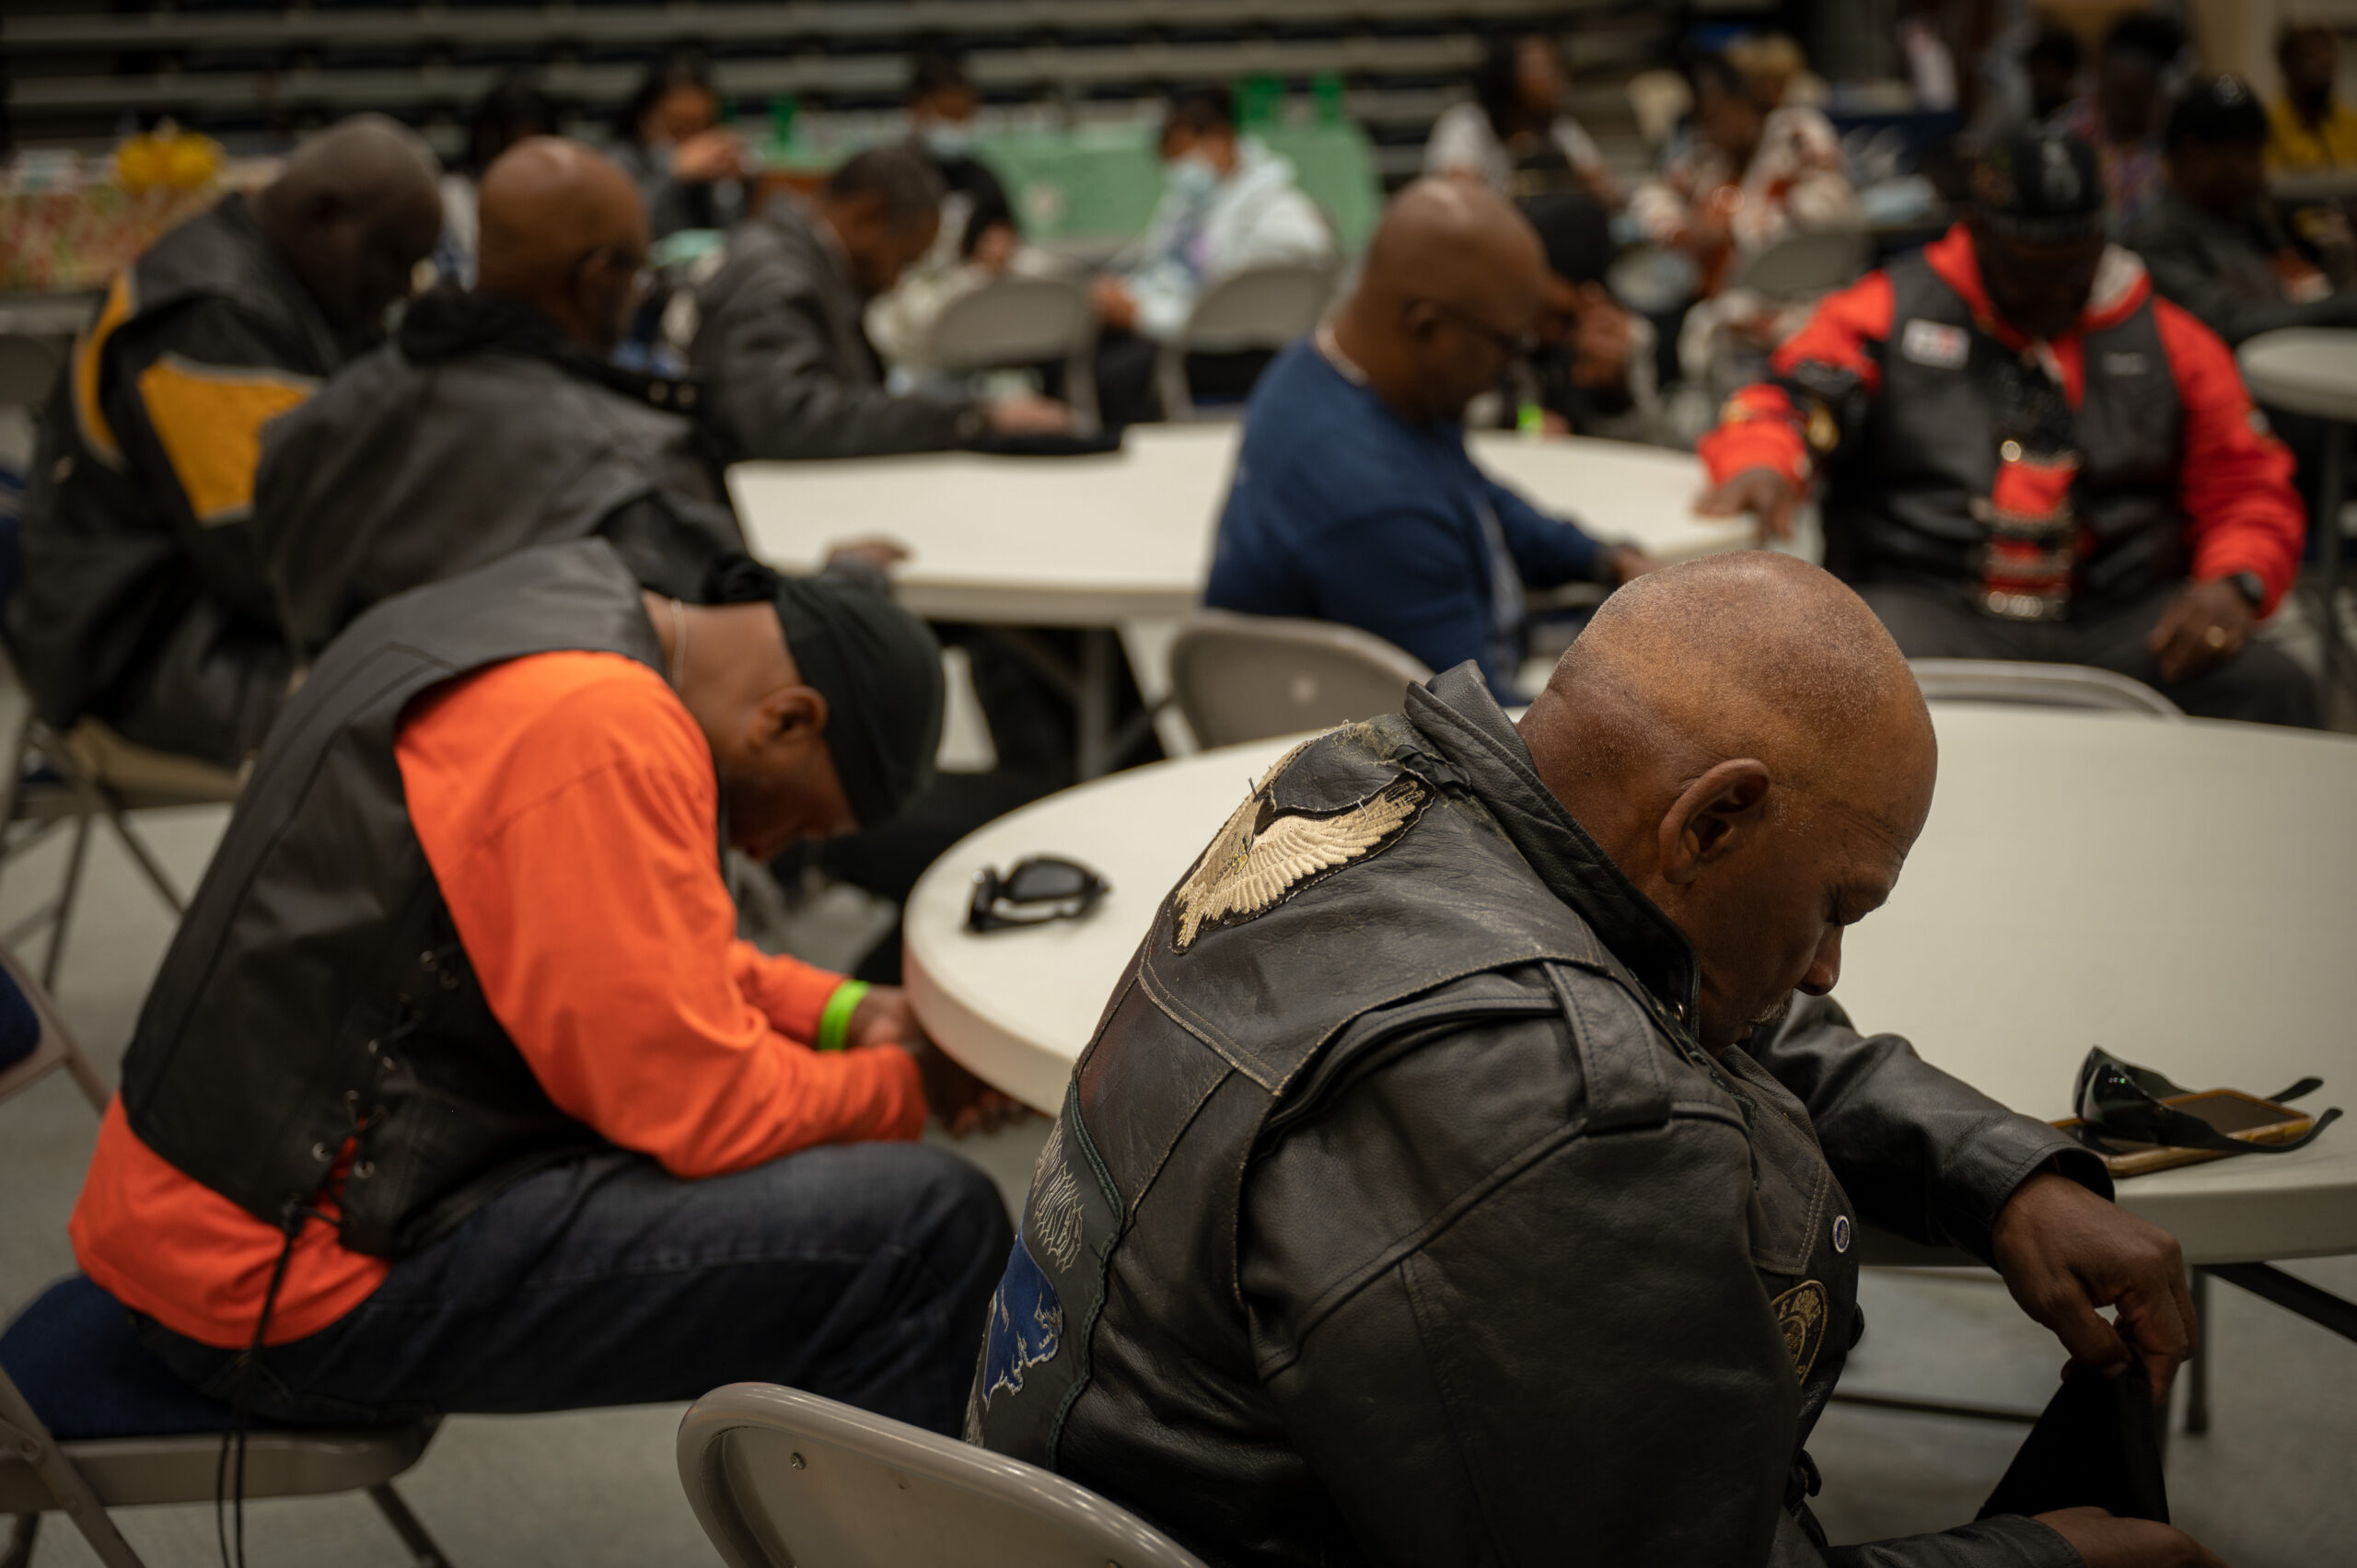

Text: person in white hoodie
xmin=1091 ymin=88 xmax=1333 ymax=423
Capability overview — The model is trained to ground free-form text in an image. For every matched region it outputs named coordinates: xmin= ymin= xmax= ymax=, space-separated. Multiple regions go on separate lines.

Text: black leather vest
xmin=1823 ymin=252 xmax=2186 ymax=611
xmin=121 ymin=539 xmax=672 ymax=1258
xmin=970 ymin=696 xmax=1860 ymax=1563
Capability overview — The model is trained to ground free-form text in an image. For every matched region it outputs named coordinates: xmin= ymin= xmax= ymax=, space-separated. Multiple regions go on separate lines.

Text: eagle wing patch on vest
xmin=1771 ymin=1280 xmax=1829 ymax=1381
xmin=1172 ymin=769 xmax=1427 ymax=951
xmin=979 ymin=1234 xmax=1064 ymax=1412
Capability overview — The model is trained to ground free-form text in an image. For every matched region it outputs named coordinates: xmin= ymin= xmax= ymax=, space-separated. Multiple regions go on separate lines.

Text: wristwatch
xmin=2223 ymin=571 xmax=2266 ymax=610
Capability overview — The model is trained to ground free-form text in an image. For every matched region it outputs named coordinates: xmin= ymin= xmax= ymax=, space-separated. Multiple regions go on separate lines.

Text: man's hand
xmin=1695 ymin=464 xmax=1803 ymax=542
xmin=1607 ymin=545 xmax=1662 ymax=586
xmin=2146 ymin=578 xmax=2255 ymax=684
xmin=1989 ymin=1170 xmax=2196 ymax=1401
xmin=669 ymin=128 xmax=746 ymax=183
xmin=987 ymin=393 xmax=1075 ymax=437
xmin=824 ymin=538 xmax=910 ymax=574
xmin=1568 ymin=284 xmax=1637 ymax=390
xmin=847 ymin=988 xmax=1028 ymax=1137
xmin=2032 ymin=1508 xmax=2226 ymax=1567
xmin=1089 ymin=275 xmax=1139 ymax=331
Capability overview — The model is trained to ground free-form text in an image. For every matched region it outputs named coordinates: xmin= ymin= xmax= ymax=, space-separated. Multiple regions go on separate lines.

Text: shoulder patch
xmin=1172 ymin=756 xmax=1427 ymax=952
xmin=1771 ymin=1279 xmax=1829 ymax=1381
xmin=1898 ymin=319 xmax=1969 ymax=370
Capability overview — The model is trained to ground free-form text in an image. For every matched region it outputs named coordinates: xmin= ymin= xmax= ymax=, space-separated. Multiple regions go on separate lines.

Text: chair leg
xmin=40 ymin=812 xmax=94 ymax=993
xmin=97 ymin=802 xmax=186 ymax=916
xmin=1 ymin=1514 xmax=35 ymax=1568
xmin=367 ymin=1482 xmax=455 ymax=1568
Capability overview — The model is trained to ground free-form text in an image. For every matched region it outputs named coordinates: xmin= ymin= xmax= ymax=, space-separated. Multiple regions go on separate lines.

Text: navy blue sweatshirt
xmin=1204 ymin=341 xmax=1605 ymax=701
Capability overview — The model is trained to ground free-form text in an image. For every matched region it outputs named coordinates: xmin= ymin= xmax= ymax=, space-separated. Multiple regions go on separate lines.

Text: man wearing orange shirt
xmin=69 ymin=538 xmax=1013 ymax=1434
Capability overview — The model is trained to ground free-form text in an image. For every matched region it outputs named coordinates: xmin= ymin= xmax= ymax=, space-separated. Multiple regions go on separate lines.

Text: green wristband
xmin=816 ymin=981 xmax=871 ymax=1052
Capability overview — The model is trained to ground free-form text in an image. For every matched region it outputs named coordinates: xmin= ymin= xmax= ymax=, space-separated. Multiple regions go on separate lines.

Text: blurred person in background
xmin=1206 ymin=180 xmax=1654 ymax=702
xmin=867 ymin=50 xmax=1027 ymax=375
xmin=1423 ymin=31 xmax=1620 ymax=206
xmin=2058 ymin=13 xmax=2182 ymax=231
xmin=2128 ymin=74 xmax=2357 ymax=345
xmin=611 ymin=56 xmax=745 ymax=240
xmin=1091 ymin=87 xmax=1331 ymax=425
xmin=1630 ymin=52 xmax=1857 ymax=302
xmin=693 ymin=145 xmax=1070 ymax=459
xmin=436 ymin=74 xmax=561 ymax=285
xmin=2269 ymin=22 xmax=2357 ymax=171
xmin=2024 ymin=24 xmax=2086 ymax=130
xmin=256 ymin=137 xmax=745 ymax=660
xmin=1695 ymin=131 xmax=2313 ymax=726
xmin=6 ymin=115 xmax=442 ymax=771
xmin=1476 ymin=191 xmax=1656 ymax=441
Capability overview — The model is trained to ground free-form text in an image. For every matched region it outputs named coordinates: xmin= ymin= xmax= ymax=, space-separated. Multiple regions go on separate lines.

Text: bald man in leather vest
xmin=253 ymin=136 xmax=743 ymax=665
xmin=973 ymin=554 xmax=2219 ymax=1568
xmin=7 ymin=116 xmax=443 ymax=768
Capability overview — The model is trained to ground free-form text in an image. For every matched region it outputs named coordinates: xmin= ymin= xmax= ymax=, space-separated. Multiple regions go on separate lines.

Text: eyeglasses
xmin=966 ymin=856 xmax=1109 ymax=934
xmin=1422 ymin=297 xmax=1538 ymax=360
xmin=2072 ymin=1046 xmax=2339 ymax=1158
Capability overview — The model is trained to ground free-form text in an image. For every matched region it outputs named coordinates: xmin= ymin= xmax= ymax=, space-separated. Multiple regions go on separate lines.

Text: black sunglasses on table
xmin=967 ymin=856 xmax=1109 ymax=934
xmin=2071 ymin=1046 xmax=2340 ymax=1159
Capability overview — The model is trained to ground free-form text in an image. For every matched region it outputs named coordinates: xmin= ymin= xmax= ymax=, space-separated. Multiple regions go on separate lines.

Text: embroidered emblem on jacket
xmin=1028 ymin=1127 xmax=1086 ymax=1272
xmin=979 ymin=1235 xmax=1064 ymax=1411
xmin=1771 ymin=1280 xmax=1830 ymax=1381
xmin=1172 ymin=751 xmax=1427 ymax=951
xmin=1900 ymin=319 xmax=1969 ymax=369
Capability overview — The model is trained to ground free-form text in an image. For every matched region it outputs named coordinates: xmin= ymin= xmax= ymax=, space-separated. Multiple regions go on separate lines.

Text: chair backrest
xmin=1907 ymin=658 xmax=2186 ymax=718
xmin=1175 ymin=262 xmax=1334 ymax=355
xmin=1729 ymin=228 xmax=1870 ymax=300
xmin=1169 ymin=610 xmax=1433 ymax=749
xmin=678 ymin=1383 xmax=1208 ymax=1568
xmin=923 ymin=277 xmax=1097 ymax=375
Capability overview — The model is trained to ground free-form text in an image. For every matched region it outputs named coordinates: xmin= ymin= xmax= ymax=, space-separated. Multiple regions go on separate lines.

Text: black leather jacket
xmin=972 ymin=665 xmax=2100 ymax=1568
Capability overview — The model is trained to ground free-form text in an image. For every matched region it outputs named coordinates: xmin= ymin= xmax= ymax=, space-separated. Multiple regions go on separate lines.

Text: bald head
xmin=1521 ymin=553 xmax=1936 ymax=1049
xmin=256 ymin=114 xmax=444 ymax=345
xmin=474 ymin=137 xmax=651 ymax=350
xmin=1330 ymin=180 xmax=1547 ymax=424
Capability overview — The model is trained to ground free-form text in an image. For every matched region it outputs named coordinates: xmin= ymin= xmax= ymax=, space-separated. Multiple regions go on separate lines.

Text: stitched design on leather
xmin=978 ymin=1234 xmax=1064 ymax=1412
xmin=1172 ymin=765 xmax=1428 ymax=951
xmin=1771 ymin=1280 xmax=1829 ymax=1382
xmin=1029 ymin=1131 xmax=1086 ymax=1272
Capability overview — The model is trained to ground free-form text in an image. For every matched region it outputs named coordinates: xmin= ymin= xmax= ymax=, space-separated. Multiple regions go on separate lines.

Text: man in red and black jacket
xmin=1696 ymin=131 xmax=2314 ymax=726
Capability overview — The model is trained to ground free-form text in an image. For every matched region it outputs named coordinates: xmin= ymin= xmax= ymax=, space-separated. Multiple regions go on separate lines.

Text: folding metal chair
xmin=923 ymin=276 xmax=1100 ymax=430
xmin=678 ymin=1383 xmax=1206 ymax=1568
xmin=1155 ymin=262 xmax=1335 ymax=423
xmin=0 ymin=947 xmax=451 ymax=1568
xmin=0 ymin=649 xmax=243 ymax=989
xmin=1168 ymin=609 xmax=1432 ymax=749
xmin=1907 ymin=658 xmax=2186 ymax=719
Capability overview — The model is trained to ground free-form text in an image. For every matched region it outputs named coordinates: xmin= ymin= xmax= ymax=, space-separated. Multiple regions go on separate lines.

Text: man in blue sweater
xmin=1205 ymin=180 xmax=1655 ymax=701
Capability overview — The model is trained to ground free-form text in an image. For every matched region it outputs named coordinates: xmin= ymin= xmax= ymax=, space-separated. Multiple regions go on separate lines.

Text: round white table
xmin=727 ymin=427 xmax=1749 ymax=773
xmin=2238 ymin=327 xmax=2357 ymax=710
xmin=906 ymin=705 xmax=2357 ymax=1271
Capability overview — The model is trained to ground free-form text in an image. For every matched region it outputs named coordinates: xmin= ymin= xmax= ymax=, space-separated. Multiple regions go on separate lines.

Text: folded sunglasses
xmin=2072 ymin=1046 xmax=2340 ymax=1159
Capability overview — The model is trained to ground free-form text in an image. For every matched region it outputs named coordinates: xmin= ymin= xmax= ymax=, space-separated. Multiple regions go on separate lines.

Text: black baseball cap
xmin=2166 ymin=75 xmax=2269 ymax=149
xmin=1971 ymin=131 xmax=2107 ymax=242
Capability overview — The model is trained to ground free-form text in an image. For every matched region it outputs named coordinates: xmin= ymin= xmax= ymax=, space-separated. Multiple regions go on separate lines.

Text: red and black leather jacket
xmin=1701 ymin=224 xmax=2305 ymax=620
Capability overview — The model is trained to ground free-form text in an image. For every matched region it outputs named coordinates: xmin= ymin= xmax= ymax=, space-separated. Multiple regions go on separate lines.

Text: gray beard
xmin=1749 ymin=993 xmax=1794 ymax=1032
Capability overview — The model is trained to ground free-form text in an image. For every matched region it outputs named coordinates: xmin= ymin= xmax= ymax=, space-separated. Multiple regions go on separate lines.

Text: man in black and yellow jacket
xmin=7 ymin=115 xmax=442 ymax=768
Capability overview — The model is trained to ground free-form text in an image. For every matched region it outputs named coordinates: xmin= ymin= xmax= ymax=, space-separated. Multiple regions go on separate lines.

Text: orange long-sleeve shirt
xmin=71 ymin=650 xmax=924 ymax=1348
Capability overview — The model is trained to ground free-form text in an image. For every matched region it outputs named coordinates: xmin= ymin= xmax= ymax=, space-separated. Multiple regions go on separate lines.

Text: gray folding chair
xmin=0 ymin=944 xmax=452 ymax=1568
xmin=1156 ymin=261 xmax=1334 ymax=422
xmin=924 ymin=276 xmax=1100 ymax=429
xmin=1907 ymin=658 xmax=2186 ymax=718
xmin=678 ymin=1383 xmax=1207 ymax=1568
xmin=1727 ymin=227 xmax=1872 ymax=301
xmin=1168 ymin=610 xmax=1432 ymax=749
xmin=0 ymin=648 xmax=243 ymax=989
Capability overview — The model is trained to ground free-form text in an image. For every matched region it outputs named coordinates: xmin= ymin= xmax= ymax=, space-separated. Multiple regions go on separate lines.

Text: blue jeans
xmin=136 ymin=1143 xmax=1012 ymax=1436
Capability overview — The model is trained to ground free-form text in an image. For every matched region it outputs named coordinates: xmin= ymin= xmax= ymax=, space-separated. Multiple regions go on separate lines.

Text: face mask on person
xmin=1165 ymin=154 xmax=1220 ymax=202
xmin=923 ymin=122 xmax=978 ymax=159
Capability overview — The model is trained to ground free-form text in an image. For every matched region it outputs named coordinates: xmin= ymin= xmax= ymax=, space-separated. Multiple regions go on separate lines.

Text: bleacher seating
xmin=3 ymin=0 xmax=1662 ymax=186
